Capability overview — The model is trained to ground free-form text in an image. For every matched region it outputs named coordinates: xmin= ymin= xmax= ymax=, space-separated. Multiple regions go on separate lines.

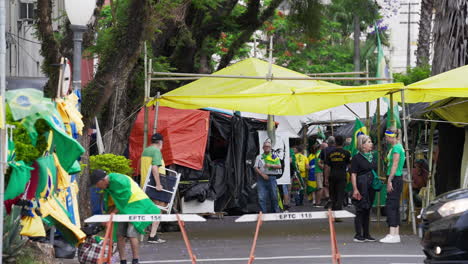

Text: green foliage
xmin=5 ymin=107 xmax=48 ymax=165
xmin=288 ymin=0 xmax=323 ymax=38
xmin=393 ymin=64 xmax=431 ymax=85
xmin=3 ymin=206 xmax=27 ymax=263
xmin=89 ymin=153 xmax=134 ymax=175
xmin=267 ymin=0 xmax=383 ymax=84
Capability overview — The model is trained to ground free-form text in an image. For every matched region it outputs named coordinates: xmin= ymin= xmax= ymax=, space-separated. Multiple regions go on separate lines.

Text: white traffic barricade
xmin=85 ymin=214 xmax=204 ymax=264
xmin=236 ymin=210 xmax=355 ymax=264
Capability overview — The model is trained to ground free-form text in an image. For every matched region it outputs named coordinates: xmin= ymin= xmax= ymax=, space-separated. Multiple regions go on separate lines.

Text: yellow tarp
xmin=149 ymin=58 xmax=403 ymax=116
xmin=427 ymin=98 xmax=468 ymax=127
xmin=395 ymin=65 xmax=468 ymax=103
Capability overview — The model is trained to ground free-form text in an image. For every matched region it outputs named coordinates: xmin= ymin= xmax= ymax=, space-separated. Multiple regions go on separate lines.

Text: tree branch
xmin=217 ymin=0 xmax=283 ymax=70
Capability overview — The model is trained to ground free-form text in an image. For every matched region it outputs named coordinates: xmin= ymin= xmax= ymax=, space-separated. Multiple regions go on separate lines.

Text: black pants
xmin=354 ymin=173 xmax=375 ymax=237
xmin=385 ymin=176 xmax=403 ymax=227
xmin=329 ymin=176 xmax=346 ymax=211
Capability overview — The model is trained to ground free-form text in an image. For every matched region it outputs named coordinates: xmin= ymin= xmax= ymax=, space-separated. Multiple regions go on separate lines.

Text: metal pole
xmin=71 ymin=25 xmax=86 ymax=106
xmin=152 ymin=92 xmax=160 ymax=134
xmin=424 ymin=122 xmax=436 ymax=208
xmin=267 ymin=36 xmax=273 ymax=79
xmin=0 ymin=0 xmax=7 ymax=261
xmin=389 ymin=93 xmax=394 ymax=128
xmin=253 ymin=36 xmax=257 ymax=58
xmin=365 ymin=60 xmax=370 ymax=128
xmin=330 ymin=112 xmax=334 ymax=137
xmin=308 ymin=71 xmax=367 ymax=76
xmin=377 ymin=98 xmax=382 ymax=223
xmin=143 ymin=44 xmax=149 ymax=148
xmin=401 ymin=89 xmax=417 ymax=234
xmin=150 ymin=74 xmax=393 ymax=81
xmin=406 ymin=2 xmax=411 ymax=70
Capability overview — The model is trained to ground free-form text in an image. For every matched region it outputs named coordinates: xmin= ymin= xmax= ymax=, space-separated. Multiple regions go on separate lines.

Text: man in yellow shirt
xmin=294 ymin=145 xmax=309 ymax=205
xmin=140 ymin=133 xmax=167 ymax=244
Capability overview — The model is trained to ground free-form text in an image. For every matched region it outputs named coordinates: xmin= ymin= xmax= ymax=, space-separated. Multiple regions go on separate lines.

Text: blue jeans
xmin=257 ymin=176 xmax=280 ymax=213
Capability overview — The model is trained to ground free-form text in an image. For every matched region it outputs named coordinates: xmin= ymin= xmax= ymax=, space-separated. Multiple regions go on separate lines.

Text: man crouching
xmin=90 ymin=169 xmax=161 ymax=264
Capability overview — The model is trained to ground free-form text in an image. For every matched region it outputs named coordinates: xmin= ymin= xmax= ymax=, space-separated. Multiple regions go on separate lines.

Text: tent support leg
xmin=400 ymin=90 xmax=417 ymax=235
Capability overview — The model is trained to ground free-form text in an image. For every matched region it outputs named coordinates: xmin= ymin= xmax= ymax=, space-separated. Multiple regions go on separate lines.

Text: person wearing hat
xmin=140 ymin=133 xmax=167 ymax=243
xmin=90 ymin=169 xmax=161 ymax=264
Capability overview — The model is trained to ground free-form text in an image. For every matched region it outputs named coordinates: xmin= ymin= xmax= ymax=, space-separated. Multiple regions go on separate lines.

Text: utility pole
xmin=400 ymin=1 xmax=420 ymax=71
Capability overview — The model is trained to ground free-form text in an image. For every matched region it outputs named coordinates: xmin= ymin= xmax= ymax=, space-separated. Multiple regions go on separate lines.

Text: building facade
xmin=6 ymin=0 xmax=65 ymax=77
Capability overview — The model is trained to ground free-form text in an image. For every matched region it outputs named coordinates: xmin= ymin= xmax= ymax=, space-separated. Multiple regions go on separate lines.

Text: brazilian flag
xmin=307 ymin=155 xmax=318 ymax=194
xmin=349 ymin=118 xmax=368 ymax=156
xmin=5 ymin=88 xmax=55 ymax=121
xmin=5 ymin=161 xmax=33 ymax=200
xmin=22 ymin=111 xmax=84 ymax=172
xmin=103 ymin=173 xmax=161 ymax=234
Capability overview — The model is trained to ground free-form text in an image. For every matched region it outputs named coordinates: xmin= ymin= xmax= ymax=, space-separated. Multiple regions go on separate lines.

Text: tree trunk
xmin=77 ymin=130 xmax=92 ymax=223
xmin=353 ymin=15 xmax=360 ymax=81
xmin=36 ymin=0 xmax=61 ymax=97
xmin=416 ymin=0 xmax=434 ymax=66
xmin=432 ymin=0 xmax=468 ymax=75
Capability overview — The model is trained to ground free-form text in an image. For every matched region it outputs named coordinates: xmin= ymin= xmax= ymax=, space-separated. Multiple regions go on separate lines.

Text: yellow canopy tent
xmin=395 ymin=64 xmax=468 ymax=103
xmin=149 ymin=58 xmax=403 ymax=115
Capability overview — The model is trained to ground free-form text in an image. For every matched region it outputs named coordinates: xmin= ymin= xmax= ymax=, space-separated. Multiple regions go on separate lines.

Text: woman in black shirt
xmin=350 ymin=135 xmax=377 ymax=242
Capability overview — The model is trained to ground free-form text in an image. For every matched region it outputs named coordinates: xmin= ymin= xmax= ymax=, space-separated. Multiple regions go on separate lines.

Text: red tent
xmin=129 ymin=106 xmax=210 ymax=174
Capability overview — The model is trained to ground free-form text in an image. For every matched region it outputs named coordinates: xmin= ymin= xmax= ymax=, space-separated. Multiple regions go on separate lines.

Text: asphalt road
xmin=136 ymin=205 xmax=426 ymax=264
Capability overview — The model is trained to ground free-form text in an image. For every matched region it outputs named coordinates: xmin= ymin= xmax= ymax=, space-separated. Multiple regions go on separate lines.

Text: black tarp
xmin=177 ymin=111 xmax=266 ymax=214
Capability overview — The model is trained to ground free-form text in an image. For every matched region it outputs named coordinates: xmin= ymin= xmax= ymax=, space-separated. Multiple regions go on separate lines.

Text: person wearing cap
xmin=380 ymin=128 xmax=406 ymax=243
xmin=140 ymin=133 xmax=167 ymax=243
xmin=90 ymin=169 xmax=161 ymax=264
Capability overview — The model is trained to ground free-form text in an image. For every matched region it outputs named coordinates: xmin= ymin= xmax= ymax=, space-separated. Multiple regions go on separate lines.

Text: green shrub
xmin=3 ymin=206 xmax=27 ymax=263
xmin=89 ymin=153 xmax=134 ymax=175
xmin=393 ymin=64 xmax=431 ymax=85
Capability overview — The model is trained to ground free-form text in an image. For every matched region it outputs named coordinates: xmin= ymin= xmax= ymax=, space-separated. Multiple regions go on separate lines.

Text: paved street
xmin=136 ymin=205 xmax=426 ymax=264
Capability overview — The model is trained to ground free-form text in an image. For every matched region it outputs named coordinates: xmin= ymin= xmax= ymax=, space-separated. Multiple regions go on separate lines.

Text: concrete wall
xmin=377 ymin=0 xmax=432 ymax=74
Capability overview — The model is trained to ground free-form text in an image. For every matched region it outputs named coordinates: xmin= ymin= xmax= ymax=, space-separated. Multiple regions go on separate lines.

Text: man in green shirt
xmin=141 ymin=133 xmax=167 ymax=244
xmin=91 ymin=169 xmax=161 ymax=264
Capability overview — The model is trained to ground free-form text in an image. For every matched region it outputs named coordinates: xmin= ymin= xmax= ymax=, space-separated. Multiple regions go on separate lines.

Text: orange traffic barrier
xmin=327 ymin=209 xmax=341 ymax=264
xmin=247 ymin=212 xmax=263 ymax=264
xmin=97 ymin=213 xmax=114 ymax=264
xmin=176 ymin=213 xmax=197 ymax=264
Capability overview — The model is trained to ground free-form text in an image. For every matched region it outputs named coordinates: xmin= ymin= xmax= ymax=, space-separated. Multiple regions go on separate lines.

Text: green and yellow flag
xmin=5 ymin=161 xmax=33 ymax=200
xmin=22 ymin=111 xmax=84 ymax=172
xmin=349 ymin=118 xmax=367 ymax=156
xmin=103 ymin=173 xmax=161 ymax=234
xmin=5 ymin=88 xmax=55 ymax=121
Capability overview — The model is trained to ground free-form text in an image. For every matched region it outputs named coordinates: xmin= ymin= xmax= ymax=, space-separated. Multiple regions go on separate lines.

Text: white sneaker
xmin=379 ymin=234 xmax=401 ymax=243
